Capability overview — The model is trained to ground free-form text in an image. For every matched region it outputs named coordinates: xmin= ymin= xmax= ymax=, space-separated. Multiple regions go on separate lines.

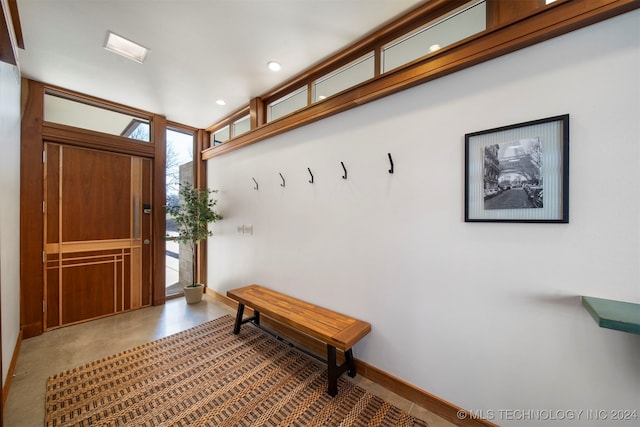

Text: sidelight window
xmin=165 ymin=127 xmax=194 ymax=297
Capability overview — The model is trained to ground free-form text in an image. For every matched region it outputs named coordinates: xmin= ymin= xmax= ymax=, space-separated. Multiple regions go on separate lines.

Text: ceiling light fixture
xmin=429 ymin=44 xmax=441 ymax=53
xmin=267 ymin=61 xmax=281 ymax=72
xmin=104 ymin=31 xmax=150 ymax=63
xmin=216 ymin=99 xmax=226 ymax=106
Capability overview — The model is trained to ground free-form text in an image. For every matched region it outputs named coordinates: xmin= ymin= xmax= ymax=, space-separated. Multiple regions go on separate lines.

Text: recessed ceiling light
xmin=429 ymin=44 xmax=441 ymax=53
xmin=104 ymin=31 xmax=150 ymax=63
xmin=216 ymin=99 xmax=226 ymax=106
xmin=318 ymin=95 xmax=326 ymax=100
xmin=267 ymin=61 xmax=281 ymax=72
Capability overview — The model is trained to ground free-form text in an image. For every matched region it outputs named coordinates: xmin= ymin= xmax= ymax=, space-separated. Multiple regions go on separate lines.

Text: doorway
xmin=43 ymin=143 xmax=153 ymax=329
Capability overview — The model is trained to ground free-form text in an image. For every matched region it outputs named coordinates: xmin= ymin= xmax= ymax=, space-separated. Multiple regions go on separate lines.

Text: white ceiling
xmin=16 ymin=0 xmax=426 ymax=129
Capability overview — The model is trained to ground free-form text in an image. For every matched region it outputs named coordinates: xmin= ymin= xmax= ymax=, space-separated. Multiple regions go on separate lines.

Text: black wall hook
xmin=252 ymin=177 xmax=259 ymax=190
xmin=308 ymin=168 xmax=314 ymax=184
xmin=279 ymin=172 xmax=286 ymax=187
xmin=388 ymin=153 xmax=394 ymax=174
xmin=341 ymin=162 xmax=347 ymax=179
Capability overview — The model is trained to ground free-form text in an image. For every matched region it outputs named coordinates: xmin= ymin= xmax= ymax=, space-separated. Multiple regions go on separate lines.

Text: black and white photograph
xmin=465 ymin=115 xmax=569 ymax=223
xmin=483 ymin=138 xmax=542 ymax=210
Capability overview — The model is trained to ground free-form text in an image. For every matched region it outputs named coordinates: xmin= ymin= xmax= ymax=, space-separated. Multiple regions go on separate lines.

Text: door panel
xmin=61 ymin=259 xmax=116 ymax=324
xmin=61 ymin=148 xmax=131 ymax=241
xmin=44 ymin=144 xmax=152 ymax=329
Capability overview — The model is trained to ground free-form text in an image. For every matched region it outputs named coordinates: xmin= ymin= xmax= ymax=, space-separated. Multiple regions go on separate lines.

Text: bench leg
xmin=233 ymin=304 xmax=261 ymax=335
xmin=327 ymin=345 xmax=339 ymax=397
xmin=326 ymin=345 xmax=357 ymax=396
xmin=233 ymin=303 xmax=245 ymax=334
xmin=345 ymin=349 xmax=356 ymax=377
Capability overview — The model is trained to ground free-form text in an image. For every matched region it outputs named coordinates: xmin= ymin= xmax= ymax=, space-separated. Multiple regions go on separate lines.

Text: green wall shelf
xmin=581 ymin=296 xmax=640 ymax=335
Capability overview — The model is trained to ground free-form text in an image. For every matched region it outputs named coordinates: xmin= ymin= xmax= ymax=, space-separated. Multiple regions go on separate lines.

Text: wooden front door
xmin=43 ymin=143 xmax=153 ymax=329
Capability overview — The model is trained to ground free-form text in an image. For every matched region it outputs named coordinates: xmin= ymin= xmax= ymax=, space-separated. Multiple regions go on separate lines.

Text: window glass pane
xmin=313 ymin=53 xmax=374 ymax=102
xmin=211 ymin=126 xmax=229 ymax=146
xmin=233 ymin=115 xmax=251 ymax=137
xmin=268 ymin=86 xmax=308 ymax=122
xmin=44 ymin=93 xmax=151 ymax=142
xmin=165 ymin=128 xmax=194 ymax=297
xmin=382 ymin=0 xmax=486 ymax=73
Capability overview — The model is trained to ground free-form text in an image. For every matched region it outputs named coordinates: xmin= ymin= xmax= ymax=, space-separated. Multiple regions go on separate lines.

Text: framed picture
xmin=465 ymin=115 xmax=569 ymax=223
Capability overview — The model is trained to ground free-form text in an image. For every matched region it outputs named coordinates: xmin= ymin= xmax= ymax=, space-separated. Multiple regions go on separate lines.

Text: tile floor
xmin=4 ymin=295 xmax=456 ymax=426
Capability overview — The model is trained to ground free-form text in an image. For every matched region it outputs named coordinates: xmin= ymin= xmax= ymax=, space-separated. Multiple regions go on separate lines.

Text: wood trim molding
xmin=205 ymin=288 xmax=497 ymax=427
xmin=206 ymin=105 xmax=251 ymax=134
xmin=195 ymin=129 xmax=208 ymax=285
xmin=0 ymin=0 xmax=17 ymax=65
xmin=7 ymin=0 xmax=24 ymax=49
xmin=151 ymin=115 xmax=167 ymax=305
xmin=202 ymin=0 xmax=639 ymax=160
xmin=42 ymin=122 xmax=155 ymax=158
xmin=356 ymin=360 xmax=498 ymax=427
xmin=45 ymin=238 xmax=139 ymax=254
xmin=152 ymin=114 xmax=167 ymax=306
xmin=20 ymin=79 xmax=45 ymax=338
xmin=2 ymin=330 xmax=23 ymax=413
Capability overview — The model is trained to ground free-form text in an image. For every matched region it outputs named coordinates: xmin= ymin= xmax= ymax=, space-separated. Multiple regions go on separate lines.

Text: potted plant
xmin=166 ymin=183 xmax=223 ymax=303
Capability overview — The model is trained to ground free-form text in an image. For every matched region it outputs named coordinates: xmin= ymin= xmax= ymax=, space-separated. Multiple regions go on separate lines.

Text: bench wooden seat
xmin=227 ymin=284 xmax=371 ymax=396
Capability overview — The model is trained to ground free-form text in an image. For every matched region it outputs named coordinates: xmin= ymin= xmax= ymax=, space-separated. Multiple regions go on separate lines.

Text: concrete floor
xmin=4 ymin=295 xmax=455 ymax=426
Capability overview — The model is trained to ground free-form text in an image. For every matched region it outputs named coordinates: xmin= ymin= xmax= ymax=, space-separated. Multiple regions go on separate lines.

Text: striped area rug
xmin=45 ymin=315 xmax=428 ymax=426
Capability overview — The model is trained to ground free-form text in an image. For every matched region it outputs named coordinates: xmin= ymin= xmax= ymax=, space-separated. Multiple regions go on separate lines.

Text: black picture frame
xmin=465 ymin=114 xmax=569 ymax=223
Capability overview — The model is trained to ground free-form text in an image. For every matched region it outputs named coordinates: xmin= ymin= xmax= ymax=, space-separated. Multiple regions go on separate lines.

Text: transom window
xmin=44 ymin=92 xmax=151 ymax=142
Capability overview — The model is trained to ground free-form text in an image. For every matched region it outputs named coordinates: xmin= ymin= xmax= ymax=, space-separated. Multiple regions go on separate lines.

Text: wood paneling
xmin=60 ymin=261 xmax=116 ymax=324
xmin=43 ymin=123 xmax=154 ymax=159
xmin=20 ymin=79 xmax=45 ymax=338
xmin=486 ymin=0 xmax=542 ymax=28
xmin=61 ymin=147 xmax=131 ymax=241
xmin=44 ymin=145 xmax=150 ymax=328
xmin=249 ymin=98 xmax=265 ymax=130
xmin=45 ymin=256 xmax=60 ymax=328
xmin=44 ymin=144 xmax=60 ymax=245
xmin=129 ymin=157 xmax=143 ymax=309
xmin=152 ymin=115 xmax=167 ymax=305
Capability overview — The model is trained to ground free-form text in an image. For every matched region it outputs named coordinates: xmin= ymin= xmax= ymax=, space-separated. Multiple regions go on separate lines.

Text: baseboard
xmin=207 ymin=288 xmax=498 ymax=427
xmin=19 ymin=322 xmax=41 ymax=339
xmin=356 ymin=359 xmax=497 ymax=427
xmin=2 ymin=330 xmax=23 ymax=411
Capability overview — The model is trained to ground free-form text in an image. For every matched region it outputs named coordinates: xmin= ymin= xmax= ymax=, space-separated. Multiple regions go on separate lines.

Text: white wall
xmin=208 ymin=12 xmax=640 ymax=426
xmin=0 ymin=58 xmax=21 ymax=385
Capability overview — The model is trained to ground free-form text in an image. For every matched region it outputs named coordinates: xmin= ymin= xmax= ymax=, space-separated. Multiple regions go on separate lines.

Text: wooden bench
xmin=227 ymin=284 xmax=371 ymax=396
